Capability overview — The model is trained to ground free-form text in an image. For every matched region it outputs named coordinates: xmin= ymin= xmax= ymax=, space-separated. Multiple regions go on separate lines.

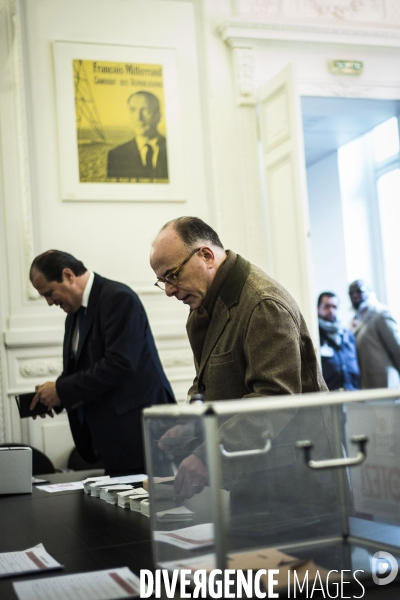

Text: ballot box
xmin=142 ymin=388 xmax=400 ymax=596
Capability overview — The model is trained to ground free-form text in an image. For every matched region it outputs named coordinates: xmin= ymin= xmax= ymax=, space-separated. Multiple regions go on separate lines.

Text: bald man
xmin=349 ymin=279 xmax=400 ymax=388
xmin=150 ymin=217 xmax=330 ymax=509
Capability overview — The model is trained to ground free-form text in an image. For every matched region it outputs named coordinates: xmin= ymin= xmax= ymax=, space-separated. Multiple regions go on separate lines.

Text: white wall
xmin=338 ymin=134 xmax=378 ymax=296
xmin=307 ymin=151 xmax=353 ymax=325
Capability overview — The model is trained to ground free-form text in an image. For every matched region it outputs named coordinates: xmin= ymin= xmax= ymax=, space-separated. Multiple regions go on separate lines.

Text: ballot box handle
xmin=219 ymin=436 xmax=271 ymax=459
xmin=295 ymin=435 xmax=368 ymax=469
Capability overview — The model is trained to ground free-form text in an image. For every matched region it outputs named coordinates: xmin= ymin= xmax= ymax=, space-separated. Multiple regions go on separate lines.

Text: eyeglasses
xmin=154 ymin=247 xmax=201 ymax=291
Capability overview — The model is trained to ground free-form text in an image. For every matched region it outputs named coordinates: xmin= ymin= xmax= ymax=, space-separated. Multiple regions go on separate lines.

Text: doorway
xmin=303 ymin=97 xmax=400 ymax=325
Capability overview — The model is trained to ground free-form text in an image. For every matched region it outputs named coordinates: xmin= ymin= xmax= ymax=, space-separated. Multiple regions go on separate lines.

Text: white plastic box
xmin=0 ymin=446 xmax=32 ymax=494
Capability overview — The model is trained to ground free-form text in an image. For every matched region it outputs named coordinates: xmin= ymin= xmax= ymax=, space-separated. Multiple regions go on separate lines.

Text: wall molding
xmin=234 ymin=0 xmax=400 ymax=24
xmin=220 ymin=17 xmax=400 ymax=48
xmin=232 ymin=46 xmax=255 ymax=106
xmin=5 ymin=327 xmax=63 ymax=349
xmin=299 ymin=80 xmax=396 ymax=98
xmin=19 ymin=358 xmax=63 ymax=378
xmin=11 ymin=0 xmax=38 ymax=300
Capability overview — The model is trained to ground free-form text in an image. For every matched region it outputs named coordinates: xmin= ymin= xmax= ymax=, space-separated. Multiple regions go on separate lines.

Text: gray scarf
xmin=319 ymin=318 xmax=343 ymax=347
xmin=186 ymin=250 xmax=236 ymax=367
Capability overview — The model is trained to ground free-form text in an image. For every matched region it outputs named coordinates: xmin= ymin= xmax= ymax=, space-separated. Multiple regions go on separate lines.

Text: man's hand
xmin=30 ymin=382 xmax=61 ymax=418
xmin=158 ymin=425 xmax=187 ymax=457
xmin=174 ymin=454 xmax=208 ymax=501
xmin=158 ymin=424 xmax=199 ymax=457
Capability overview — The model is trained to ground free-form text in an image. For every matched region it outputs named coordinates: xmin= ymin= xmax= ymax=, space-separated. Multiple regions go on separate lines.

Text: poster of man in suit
xmin=74 ymin=59 xmax=169 ymax=183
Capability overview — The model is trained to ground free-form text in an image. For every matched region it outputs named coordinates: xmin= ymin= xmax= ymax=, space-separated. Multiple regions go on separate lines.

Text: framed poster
xmin=53 ymin=41 xmax=185 ymax=201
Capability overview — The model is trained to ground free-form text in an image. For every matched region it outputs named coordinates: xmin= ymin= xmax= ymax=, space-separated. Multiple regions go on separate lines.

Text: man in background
xmin=318 ymin=291 xmax=360 ymax=391
xmin=349 ymin=279 xmax=400 ymax=389
xmin=107 ymin=91 xmax=168 ymax=180
xmin=30 ymin=250 xmax=175 ymax=475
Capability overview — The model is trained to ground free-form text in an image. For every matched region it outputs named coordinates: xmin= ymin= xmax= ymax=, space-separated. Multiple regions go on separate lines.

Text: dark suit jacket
xmin=319 ymin=325 xmax=360 ymax=391
xmin=107 ymin=135 xmax=168 ymax=180
xmin=56 ymin=274 xmax=175 ymax=474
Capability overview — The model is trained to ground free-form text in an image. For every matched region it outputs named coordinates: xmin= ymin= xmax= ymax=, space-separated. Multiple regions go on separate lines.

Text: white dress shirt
xmin=72 ymin=271 xmax=94 ymax=355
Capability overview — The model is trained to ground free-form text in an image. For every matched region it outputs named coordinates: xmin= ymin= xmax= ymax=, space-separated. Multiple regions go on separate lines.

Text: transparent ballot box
xmin=143 ymin=389 xmax=400 ymax=594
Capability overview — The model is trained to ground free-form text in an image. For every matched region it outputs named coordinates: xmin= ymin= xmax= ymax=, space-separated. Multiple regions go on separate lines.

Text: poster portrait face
xmin=128 ymin=92 xmax=161 ymax=138
xmin=74 ymin=59 xmax=169 ymax=183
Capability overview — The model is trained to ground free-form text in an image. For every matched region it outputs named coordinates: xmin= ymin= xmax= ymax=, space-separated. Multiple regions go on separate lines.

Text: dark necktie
xmin=145 ymin=143 xmax=153 ymax=169
xmin=77 ymin=306 xmax=86 ymax=353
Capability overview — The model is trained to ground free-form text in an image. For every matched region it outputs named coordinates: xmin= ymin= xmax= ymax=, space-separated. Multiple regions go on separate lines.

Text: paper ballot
xmin=156 ymin=505 xmax=194 ymax=523
xmin=36 ymin=482 xmax=84 ymax=493
xmin=154 ymin=523 xmax=214 ymax=550
xmin=13 ymin=567 xmax=140 ymax=600
xmin=0 ymin=544 xmax=63 ymax=579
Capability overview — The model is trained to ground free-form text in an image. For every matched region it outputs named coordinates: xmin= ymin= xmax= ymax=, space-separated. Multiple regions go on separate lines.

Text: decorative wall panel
xmin=19 ymin=359 xmax=63 ymax=379
xmin=301 ymin=0 xmax=386 ymax=22
xmin=236 ymin=0 xmax=400 ymax=25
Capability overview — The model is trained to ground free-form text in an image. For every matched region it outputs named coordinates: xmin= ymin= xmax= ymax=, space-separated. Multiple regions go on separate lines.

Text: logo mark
xmin=372 ymin=551 xmax=399 ymax=585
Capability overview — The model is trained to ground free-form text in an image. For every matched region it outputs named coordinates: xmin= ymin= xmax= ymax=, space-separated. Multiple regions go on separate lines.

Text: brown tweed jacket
xmin=186 ymin=256 xmax=338 ymax=526
xmin=188 ymin=254 xmax=327 ymax=402
xmin=186 ymin=255 xmax=336 ymax=514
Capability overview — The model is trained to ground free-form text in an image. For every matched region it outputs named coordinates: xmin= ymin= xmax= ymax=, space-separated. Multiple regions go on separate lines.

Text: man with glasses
xmin=150 ymin=217 xmax=328 ymax=501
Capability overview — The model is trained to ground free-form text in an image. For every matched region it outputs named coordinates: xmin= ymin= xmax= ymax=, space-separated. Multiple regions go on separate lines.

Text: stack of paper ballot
xmin=82 ymin=474 xmax=146 ymax=497
xmin=117 ymin=489 xmax=137 ymax=508
xmin=117 ymin=487 xmax=148 ymax=508
xmin=89 ymin=480 xmax=116 ymax=497
xmin=82 ymin=475 xmax=110 ymax=494
xmin=140 ymin=498 xmax=151 ymax=518
xmin=156 ymin=505 xmax=194 ymax=523
xmin=129 ymin=489 xmax=150 ymax=513
xmin=100 ymin=485 xmax=134 ymax=504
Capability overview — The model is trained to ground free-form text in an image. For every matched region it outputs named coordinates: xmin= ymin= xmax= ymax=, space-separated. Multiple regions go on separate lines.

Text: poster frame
xmin=53 ymin=40 xmax=185 ymax=202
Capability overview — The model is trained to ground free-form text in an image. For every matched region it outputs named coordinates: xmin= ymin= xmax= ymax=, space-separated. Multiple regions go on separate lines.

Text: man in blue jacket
xmin=318 ymin=291 xmax=360 ymax=391
xmin=29 ymin=250 xmax=175 ymax=475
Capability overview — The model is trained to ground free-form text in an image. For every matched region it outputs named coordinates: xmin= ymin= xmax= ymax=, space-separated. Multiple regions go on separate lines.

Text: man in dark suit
xmin=107 ymin=91 xmax=168 ymax=180
xmin=29 ymin=250 xmax=175 ymax=475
